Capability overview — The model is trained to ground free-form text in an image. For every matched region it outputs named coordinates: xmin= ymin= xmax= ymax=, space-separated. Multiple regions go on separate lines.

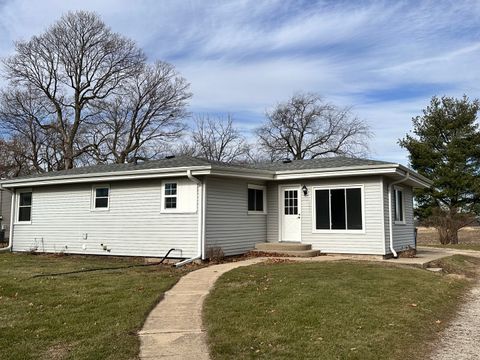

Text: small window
xmin=17 ymin=191 xmax=32 ymax=222
xmin=314 ymin=187 xmax=363 ymax=231
xmin=164 ymin=183 xmax=177 ymax=209
xmin=248 ymin=185 xmax=266 ymax=213
xmin=93 ymin=186 xmax=110 ymax=209
xmin=283 ymin=190 xmax=298 ymax=215
xmin=394 ymin=188 xmax=404 ymax=222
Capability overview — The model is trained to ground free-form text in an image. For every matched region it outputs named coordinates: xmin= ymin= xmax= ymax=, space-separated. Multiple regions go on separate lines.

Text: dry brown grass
xmin=417 ymin=226 xmax=480 ymax=245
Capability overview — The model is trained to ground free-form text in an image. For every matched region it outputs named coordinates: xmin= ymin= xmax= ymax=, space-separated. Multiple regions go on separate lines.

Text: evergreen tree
xmin=399 ymin=96 xmax=480 ymax=244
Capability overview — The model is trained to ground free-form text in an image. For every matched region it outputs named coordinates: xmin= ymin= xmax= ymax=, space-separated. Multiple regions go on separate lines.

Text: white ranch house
xmin=0 ymin=156 xmax=431 ymax=262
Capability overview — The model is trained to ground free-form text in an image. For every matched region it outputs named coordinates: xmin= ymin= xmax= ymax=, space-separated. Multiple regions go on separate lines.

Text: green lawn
xmin=0 ymin=253 xmax=186 ymax=360
xmin=204 ymin=259 xmax=473 ymax=360
xmin=427 ymin=254 xmax=480 ymax=278
xmin=422 ymin=243 xmax=480 ymax=251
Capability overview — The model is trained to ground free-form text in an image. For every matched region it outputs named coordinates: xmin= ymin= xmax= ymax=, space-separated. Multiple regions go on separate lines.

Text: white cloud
xmin=1 ymin=0 xmax=479 ymax=164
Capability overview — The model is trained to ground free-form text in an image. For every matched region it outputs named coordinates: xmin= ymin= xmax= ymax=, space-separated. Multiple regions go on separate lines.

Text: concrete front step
xmin=255 ymin=242 xmax=312 ymax=251
xmin=251 ymin=249 xmax=321 ymax=257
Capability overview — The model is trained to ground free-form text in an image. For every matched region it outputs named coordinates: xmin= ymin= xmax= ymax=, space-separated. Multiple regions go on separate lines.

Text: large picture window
xmin=17 ymin=190 xmax=32 ymax=222
xmin=314 ymin=187 xmax=363 ymax=231
xmin=248 ymin=184 xmax=266 ymax=213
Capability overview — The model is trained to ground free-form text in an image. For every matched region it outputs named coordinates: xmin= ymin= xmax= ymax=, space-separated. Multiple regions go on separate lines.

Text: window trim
xmin=393 ymin=186 xmax=406 ymax=225
xmin=161 ymin=181 xmax=179 ymax=212
xmin=15 ymin=188 xmax=33 ymax=224
xmin=247 ymin=184 xmax=267 ymax=215
xmin=164 ymin=182 xmax=178 ymax=210
xmin=91 ymin=185 xmax=110 ymax=211
xmin=160 ymin=180 xmax=198 ymax=214
xmin=311 ymin=184 xmax=365 ymax=234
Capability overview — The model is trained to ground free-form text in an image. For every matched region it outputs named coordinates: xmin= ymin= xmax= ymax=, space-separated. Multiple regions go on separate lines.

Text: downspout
xmin=0 ymin=190 xmax=14 ymax=253
xmin=175 ymin=170 xmax=204 ymax=267
xmin=388 ymin=172 xmax=409 ymax=258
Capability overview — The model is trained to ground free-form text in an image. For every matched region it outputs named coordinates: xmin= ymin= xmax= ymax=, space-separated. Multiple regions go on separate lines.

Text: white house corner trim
xmin=201 ymin=177 xmax=206 ymax=260
xmin=380 ymin=177 xmax=387 ymax=255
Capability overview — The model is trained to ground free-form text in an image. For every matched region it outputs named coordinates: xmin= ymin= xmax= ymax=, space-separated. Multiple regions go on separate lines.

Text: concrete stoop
xmin=253 ymin=242 xmax=321 ymax=257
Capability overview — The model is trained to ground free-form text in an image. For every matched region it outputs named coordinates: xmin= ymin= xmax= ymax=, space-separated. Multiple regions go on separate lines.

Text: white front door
xmin=281 ymin=186 xmax=302 ymax=242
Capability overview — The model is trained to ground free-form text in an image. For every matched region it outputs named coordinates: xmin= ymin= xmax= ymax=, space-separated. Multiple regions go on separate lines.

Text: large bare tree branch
xmin=2 ymin=11 xmax=145 ymax=169
xmin=180 ymin=114 xmax=250 ymax=163
xmin=256 ymin=92 xmax=371 ymax=160
xmin=89 ymin=61 xmax=191 ymax=163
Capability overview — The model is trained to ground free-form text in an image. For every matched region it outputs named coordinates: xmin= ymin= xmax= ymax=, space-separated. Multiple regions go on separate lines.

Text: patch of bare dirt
xmin=429 ymin=274 xmax=480 ymax=359
xmin=42 ymin=343 xmax=75 ymax=360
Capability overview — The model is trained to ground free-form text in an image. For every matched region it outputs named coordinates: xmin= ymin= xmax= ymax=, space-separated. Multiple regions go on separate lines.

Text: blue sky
xmin=1 ymin=0 xmax=479 ymax=164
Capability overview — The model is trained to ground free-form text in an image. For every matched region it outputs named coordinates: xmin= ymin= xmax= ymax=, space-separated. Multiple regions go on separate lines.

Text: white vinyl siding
xmin=11 ymin=178 xmax=199 ymax=258
xmin=205 ymin=177 xmax=267 ymax=256
xmin=383 ymin=180 xmax=415 ymax=253
xmin=0 ymin=189 xmax=12 ymax=239
xmin=267 ymin=176 xmax=385 ymax=255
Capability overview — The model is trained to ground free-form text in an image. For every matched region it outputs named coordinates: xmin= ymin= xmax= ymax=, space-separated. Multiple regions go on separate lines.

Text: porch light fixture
xmin=302 ymin=185 xmax=308 ymax=196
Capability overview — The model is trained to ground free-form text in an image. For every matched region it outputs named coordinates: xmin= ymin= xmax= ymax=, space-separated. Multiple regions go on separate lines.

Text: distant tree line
xmin=0 ymin=11 xmax=371 ymax=178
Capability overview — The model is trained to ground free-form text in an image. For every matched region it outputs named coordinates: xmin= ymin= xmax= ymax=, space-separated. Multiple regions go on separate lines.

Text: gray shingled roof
xmin=13 ymin=156 xmax=212 ymax=180
xmin=10 ymin=155 xmax=397 ymax=181
xmin=250 ymin=157 xmax=394 ymax=171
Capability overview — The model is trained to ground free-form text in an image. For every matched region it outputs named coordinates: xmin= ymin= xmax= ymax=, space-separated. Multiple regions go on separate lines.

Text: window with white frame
xmin=394 ymin=188 xmax=404 ymax=222
xmin=161 ymin=180 xmax=197 ymax=213
xmin=314 ymin=187 xmax=363 ymax=231
xmin=164 ymin=182 xmax=177 ymax=209
xmin=17 ymin=190 xmax=32 ymax=222
xmin=93 ymin=186 xmax=110 ymax=209
xmin=248 ymin=184 xmax=266 ymax=213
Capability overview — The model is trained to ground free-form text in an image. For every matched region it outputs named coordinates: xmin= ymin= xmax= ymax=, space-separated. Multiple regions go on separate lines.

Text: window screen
xmin=346 ymin=188 xmax=362 ymax=229
xmin=18 ymin=192 xmax=32 ymax=222
xmin=248 ymin=187 xmax=264 ymax=212
xmin=164 ymin=183 xmax=177 ymax=209
xmin=330 ymin=189 xmax=346 ymax=229
xmin=394 ymin=189 xmax=404 ymax=222
xmin=94 ymin=187 xmax=109 ymax=208
xmin=315 ymin=189 xmax=329 ymax=229
xmin=314 ymin=187 xmax=363 ymax=231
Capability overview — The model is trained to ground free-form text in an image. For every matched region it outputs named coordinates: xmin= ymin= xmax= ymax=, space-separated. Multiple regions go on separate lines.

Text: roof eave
xmin=0 ymin=165 xmax=213 ymax=188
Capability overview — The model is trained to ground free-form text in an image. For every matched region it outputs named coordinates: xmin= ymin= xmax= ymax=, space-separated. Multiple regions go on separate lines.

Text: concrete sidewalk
xmin=279 ymin=247 xmax=472 ymax=268
xmin=138 ymin=258 xmax=264 ymax=360
xmin=138 ymin=247 xmax=478 ymax=359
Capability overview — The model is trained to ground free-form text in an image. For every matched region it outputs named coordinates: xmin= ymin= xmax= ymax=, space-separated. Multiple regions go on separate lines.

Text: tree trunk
xmin=437 ymin=227 xmax=449 ymax=244
xmin=449 ymin=229 xmax=459 ymax=244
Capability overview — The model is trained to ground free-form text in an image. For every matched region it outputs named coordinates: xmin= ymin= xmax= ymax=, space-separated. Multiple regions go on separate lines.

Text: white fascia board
xmin=1 ymin=166 xmax=212 ymax=188
xmin=209 ymin=169 xmax=274 ymax=180
xmin=274 ymin=167 xmax=398 ymax=180
xmin=397 ymin=164 xmax=433 ymax=186
xmin=274 ymin=163 xmax=398 ymax=176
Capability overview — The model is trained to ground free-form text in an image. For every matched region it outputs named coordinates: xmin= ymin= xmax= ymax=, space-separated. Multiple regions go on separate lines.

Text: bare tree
xmin=90 ymin=62 xmax=191 ymax=163
xmin=0 ymin=87 xmax=65 ymax=173
xmin=2 ymin=11 xmax=145 ymax=169
xmin=0 ymin=138 xmax=25 ymax=177
xmin=183 ymin=114 xmax=250 ymax=162
xmin=257 ymin=92 xmax=371 ymax=160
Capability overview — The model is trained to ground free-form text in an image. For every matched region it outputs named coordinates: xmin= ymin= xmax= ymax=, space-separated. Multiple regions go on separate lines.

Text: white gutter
xmin=175 ymin=170 xmax=205 ymax=267
xmin=0 ymin=190 xmax=14 ymax=253
xmin=0 ymin=166 xmax=212 ymax=188
xmin=388 ymin=172 xmax=410 ymax=258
